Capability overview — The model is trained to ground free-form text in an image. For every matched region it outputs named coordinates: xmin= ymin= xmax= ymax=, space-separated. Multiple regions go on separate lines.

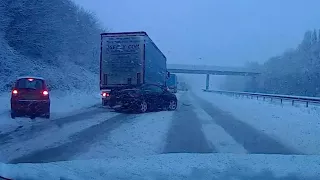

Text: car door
xmin=147 ymin=85 xmax=170 ymax=108
xmin=151 ymin=85 xmax=166 ymax=108
xmin=141 ymin=84 xmax=163 ymax=109
xmin=158 ymin=86 xmax=174 ymax=107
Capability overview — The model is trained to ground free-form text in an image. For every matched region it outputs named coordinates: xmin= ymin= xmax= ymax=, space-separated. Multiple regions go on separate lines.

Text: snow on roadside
xmin=0 ymin=90 xmax=100 ymax=134
xmin=0 ymin=111 xmax=118 ymax=163
xmin=49 ymin=90 xmax=100 ymax=119
xmin=0 ymin=93 xmax=10 ymax=115
xmin=196 ymin=90 xmax=320 ymax=155
xmin=2 ymin=153 xmax=320 ymax=180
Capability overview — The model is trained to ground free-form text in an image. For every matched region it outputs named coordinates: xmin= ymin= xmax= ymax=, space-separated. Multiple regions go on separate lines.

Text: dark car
xmin=10 ymin=76 xmax=50 ymax=119
xmin=111 ymin=84 xmax=178 ymax=113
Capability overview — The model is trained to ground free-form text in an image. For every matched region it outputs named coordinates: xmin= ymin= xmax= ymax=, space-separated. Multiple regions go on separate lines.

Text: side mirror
xmin=167 ymin=71 xmax=171 ymax=78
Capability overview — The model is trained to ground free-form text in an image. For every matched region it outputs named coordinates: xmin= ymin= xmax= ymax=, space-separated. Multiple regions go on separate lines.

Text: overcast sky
xmin=75 ymin=0 xmax=320 ymax=67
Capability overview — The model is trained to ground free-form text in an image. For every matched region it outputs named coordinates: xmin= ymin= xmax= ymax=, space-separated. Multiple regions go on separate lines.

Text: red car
xmin=10 ymin=76 xmax=50 ymax=119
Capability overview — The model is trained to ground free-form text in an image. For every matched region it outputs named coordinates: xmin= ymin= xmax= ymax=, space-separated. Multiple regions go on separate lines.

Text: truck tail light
xmin=102 ymin=92 xmax=110 ymax=97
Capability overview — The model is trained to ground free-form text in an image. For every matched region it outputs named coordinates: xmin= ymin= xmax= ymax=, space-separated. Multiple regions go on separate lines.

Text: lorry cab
xmin=166 ymin=73 xmax=178 ymax=93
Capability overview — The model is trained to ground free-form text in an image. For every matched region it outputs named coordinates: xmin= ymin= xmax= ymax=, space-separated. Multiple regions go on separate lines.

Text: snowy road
xmin=1 ymin=90 xmax=318 ymax=164
xmin=163 ymin=92 xmax=213 ymax=153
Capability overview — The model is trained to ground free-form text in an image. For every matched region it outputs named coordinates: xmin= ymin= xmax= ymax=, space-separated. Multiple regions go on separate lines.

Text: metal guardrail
xmin=203 ymin=89 xmax=320 ymax=107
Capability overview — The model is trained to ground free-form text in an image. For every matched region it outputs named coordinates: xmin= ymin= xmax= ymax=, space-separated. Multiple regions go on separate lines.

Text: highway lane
xmin=192 ymin=92 xmax=303 ymax=155
xmin=10 ymin=113 xmax=136 ymax=163
xmin=0 ymin=104 xmax=104 ymax=146
xmin=163 ymin=92 xmax=215 ymax=153
xmin=5 ymin=91 xmax=304 ymax=164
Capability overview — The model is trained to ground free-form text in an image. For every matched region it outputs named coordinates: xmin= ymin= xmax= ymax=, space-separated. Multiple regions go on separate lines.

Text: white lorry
xmin=100 ymin=31 xmax=168 ymax=106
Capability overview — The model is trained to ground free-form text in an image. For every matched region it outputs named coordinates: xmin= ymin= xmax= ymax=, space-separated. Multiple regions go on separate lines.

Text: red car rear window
xmin=16 ymin=78 xmax=45 ymax=90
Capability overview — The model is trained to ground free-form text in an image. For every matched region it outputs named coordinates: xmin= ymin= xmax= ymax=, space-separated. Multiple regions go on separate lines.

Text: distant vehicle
xmin=99 ymin=31 xmax=168 ymax=107
xmin=178 ymin=81 xmax=188 ymax=91
xmin=166 ymin=73 xmax=178 ymax=93
xmin=111 ymin=84 xmax=177 ymax=113
xmin=10 ymin=76 xmax=50 ymax=119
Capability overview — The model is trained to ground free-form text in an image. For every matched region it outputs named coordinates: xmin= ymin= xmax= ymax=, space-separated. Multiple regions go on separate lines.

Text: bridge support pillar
xmin=248 ymin=76 xmax=258 ymax=92
xmin=206 ymin=74 xmax=210 ymax=90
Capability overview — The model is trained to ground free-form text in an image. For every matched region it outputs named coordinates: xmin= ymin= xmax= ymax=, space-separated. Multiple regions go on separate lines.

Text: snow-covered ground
xmin=196 ymin=90 xmax=320 ymax=155
xmin=0 ymin=91 xmax=184 ymax=163
xmin=0 ymin=111 xmax=118 ymax=162
xmin=0 ymin=90 xmax=100 ymax=134
xmin=1 ymin=153 xmax=320 ymax=180
xmin=189 ymin=94 xmax=247 ymax=153
xmin=2 ymin=89 xmax=320 ymax=179
xmin=0 ymin=94 xmax=9 ymax=115
xmin=49 ymin=90 xmax=100 ymax=118
xmin=75 ymin=92 xmax=184 ymax=160
xmin=75 ymin=110 xmax=175 ymax=160
xmin=0 ymin=90 xmax=106 ymax=162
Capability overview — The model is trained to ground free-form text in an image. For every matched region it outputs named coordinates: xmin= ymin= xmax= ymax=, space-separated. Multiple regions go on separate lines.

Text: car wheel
xmin=138 ymin=100 xmax=148 ymax=113
xmin=168 ymin=99 xmax=177 ymax=111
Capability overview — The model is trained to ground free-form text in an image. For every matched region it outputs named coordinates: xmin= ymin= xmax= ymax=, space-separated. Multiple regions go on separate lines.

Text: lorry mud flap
xmin=108 ymin=96 xmax=117 ymax=107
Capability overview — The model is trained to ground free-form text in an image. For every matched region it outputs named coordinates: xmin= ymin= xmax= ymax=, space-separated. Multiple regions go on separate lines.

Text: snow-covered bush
xmin=222 ymin=29 xmax=320 ymax=97
xmin=0 ymin=0 xmax=104 ymax=92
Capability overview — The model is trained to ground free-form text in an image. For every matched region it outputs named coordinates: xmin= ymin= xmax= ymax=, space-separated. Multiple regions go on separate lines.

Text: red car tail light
xmin=43 ymin=90 xmax=49 ymax=96
xmin=12 ymin=90 xmax=18 ymax=95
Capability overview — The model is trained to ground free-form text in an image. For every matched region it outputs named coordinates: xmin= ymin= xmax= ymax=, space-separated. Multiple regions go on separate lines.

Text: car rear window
xmin=16 ymin=78 xmax=44 ymax=90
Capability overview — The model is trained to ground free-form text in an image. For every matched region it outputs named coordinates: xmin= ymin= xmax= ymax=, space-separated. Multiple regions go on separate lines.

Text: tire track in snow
xmin=9 ymin=113 xmax=136 ymax=163
xmin=163 ymin=92 xmax=215 ymax=154
xmin=0 ymin=105 xmax=107 ymax=146
xmin=193 ymin=92 xmax=303 ymax=155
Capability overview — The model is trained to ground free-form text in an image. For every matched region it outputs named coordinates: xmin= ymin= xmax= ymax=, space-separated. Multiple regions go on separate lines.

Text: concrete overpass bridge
xmin=167 ymin=64 xmax=261 ymax=90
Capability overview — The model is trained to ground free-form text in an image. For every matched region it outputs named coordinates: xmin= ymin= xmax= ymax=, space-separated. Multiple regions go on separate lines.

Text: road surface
xmin=0 ymin=91 xmax=303 ymax=164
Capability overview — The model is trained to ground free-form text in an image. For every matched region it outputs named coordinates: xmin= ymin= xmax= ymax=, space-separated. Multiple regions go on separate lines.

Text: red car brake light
xmin=12 ymin=90 xmax=18 ymax=94
xmin=42 ymin=90 xmax=49 ymax=96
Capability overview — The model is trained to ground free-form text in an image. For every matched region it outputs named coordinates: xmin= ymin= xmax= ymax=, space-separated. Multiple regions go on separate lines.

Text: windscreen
xmin=16 ymin=78 xmax=44 ymax=90
xmin=101 ymin=34 xmax=145 ymax=86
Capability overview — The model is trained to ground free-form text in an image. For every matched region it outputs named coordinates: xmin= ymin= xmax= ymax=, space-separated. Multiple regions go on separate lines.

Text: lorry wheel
xmin=102 ymin=99 xmax=108 ymax=106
